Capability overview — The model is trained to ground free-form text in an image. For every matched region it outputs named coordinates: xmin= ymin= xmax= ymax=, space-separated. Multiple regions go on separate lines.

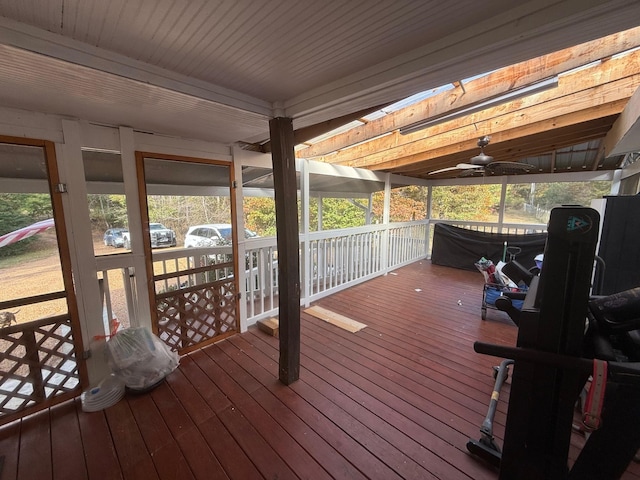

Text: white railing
xmin=429 ymin=219 xmax=547 ymax=235
xmin=306 ymin=226 xmax=384 ymax=298
xmin=387 ymin=222 xmax=429 ymax=268
xmin=244 ymin=237 xmax=279 ymax=320
xmin=95 ymin=219 xmax=542 ymax=332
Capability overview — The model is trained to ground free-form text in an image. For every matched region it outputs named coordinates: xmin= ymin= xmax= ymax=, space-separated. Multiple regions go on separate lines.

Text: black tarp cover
xmin=431 ymin=223 xmax=547 ymax=271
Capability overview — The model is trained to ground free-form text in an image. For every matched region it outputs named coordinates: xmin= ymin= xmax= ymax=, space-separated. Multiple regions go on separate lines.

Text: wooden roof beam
xmin=316 ymin=51 xmax=640 ymax=169
xmin=333 ymin=85 xmax=632 ymax=171
xmin=604 ymin=83 xmax=640 ymax=157
xmin=372 ymin=103 xmax=625 ymax=172
xmin=391 ymin=115 xmax=620 ymax=176
xmin=296 ymin=27 xmax=640 ymax=159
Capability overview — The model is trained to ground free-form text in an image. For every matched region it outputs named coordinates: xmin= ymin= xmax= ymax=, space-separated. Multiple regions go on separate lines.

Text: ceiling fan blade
xmin=428 ymin=162 xmax=485 ymax=175
xmin=429 ymin=162 xmax=486 ymax=175
xmin=456 ymin=163 xmax=484 ymax=169
xmin=428 ymin=166 xmax=463 ymax=175
xmin=484 ymin=161 xmax=534 ymax=175
xmin=459 ymin=168 xmax=485 ymax=178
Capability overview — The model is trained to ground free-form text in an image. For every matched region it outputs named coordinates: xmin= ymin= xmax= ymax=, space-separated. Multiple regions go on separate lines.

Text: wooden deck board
xmin=243 ymin=318 xmax=498 ymax=480
xmin=0 ymin=421 xmax=19 ymax=480
xmin=2 ymin=261 xmax=639 ymax=479
xmin=74 ymin=398 xmax=123 ymax=480
xmin=198 ymin=414 xmax=263 ymax=480
xmin=218 ymin=337 xmax=369 ymax=480
xmin=298 ymin=322 xmax=497 ymax=480
xmin=240 ymin=330 xmax=412 ymax=480
xmin=17 ymin=409 xmax=51 ymax=480
xmin=202 ymin=346 xmax=334 ymax=480
xmin=189 ymin=348 xmax=300 ymax=480
xmin=50 ymin=400 xmax=87 ymax=480
xmin=104 ymin=399 xmax=159 ymax=480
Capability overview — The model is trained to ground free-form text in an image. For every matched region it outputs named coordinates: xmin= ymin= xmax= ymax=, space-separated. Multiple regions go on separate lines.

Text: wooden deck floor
xmin=2 ymin=261 xmax=639 ymax=479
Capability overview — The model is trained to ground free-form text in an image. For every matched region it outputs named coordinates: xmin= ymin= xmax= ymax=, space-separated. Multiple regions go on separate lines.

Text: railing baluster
xmin=93 ymin=220 xmax=545 ymax=328
xmin=22 ymin=329 xmax=45 ymax=402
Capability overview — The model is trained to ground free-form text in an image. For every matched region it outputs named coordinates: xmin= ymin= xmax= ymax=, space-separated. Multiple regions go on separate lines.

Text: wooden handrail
xmin=0 ymin=291 xmax=66 ymax=311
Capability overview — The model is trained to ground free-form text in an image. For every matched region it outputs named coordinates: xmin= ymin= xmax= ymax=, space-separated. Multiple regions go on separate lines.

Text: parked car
xmin=121 ymin=223 xmax=177 ymax=249
xmin=149 ymin=223 xmax=177 ymax=248
xmin=184 ymin=224 xmax=257 ymax=248
xmin=103 ymin=228 xmax=128 ymax=248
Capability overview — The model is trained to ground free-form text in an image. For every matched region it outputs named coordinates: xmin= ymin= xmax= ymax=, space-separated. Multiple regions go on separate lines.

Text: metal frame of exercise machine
xmin=474 ymin=206 xmax=601 ymax=479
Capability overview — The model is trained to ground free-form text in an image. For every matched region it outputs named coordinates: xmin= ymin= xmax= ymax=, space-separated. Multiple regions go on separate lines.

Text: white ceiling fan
xmin=429 ymin=136 xmax=534 ymax=176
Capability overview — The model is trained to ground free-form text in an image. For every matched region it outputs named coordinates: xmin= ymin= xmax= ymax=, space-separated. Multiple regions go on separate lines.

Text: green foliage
xmin=371 ymin=185 xmax=428 ymax=223
xmin=531 ymin=181 xmax=611 ymax=209
xmin=505 ymin=184 xmax=531 ymax=209
xmin=505 ymin=181 xmax=611 ymax=222
xmin=313 ymin=198 xmax=366 ymax=230
xmin=0 ymin=193 xmax=53 ymax=257
xmin=431 ymin=185 xmax=501 ymax=221
xmin=244 ymin=197 xmax=277 ymax=236
xmin=88 ymin=194 xmax=127 ymax=230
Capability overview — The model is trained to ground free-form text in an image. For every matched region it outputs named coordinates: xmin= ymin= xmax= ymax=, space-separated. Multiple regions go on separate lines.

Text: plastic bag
xmin=106 ymin=327 xmax=179 ymax=391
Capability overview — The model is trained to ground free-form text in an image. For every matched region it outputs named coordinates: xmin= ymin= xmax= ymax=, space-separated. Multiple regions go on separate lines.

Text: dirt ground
xmin=0 ymin=231 xmax=129 ymax=328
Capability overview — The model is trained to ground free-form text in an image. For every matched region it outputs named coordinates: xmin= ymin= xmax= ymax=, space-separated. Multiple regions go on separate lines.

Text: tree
xmin=88 ymin=194 xmax=127 ymax=230
xmin=244 ymin=197 xmax=277 ymax=236
xmin=310 ymin=198 xmax=366 ymax=230
xmin=0 ymin=193 xmax=53 ymax=257
xmin=431 ymin=185 xmax=501 ymax=221
xmin=533 ymin=181 xmax=610 ymax=209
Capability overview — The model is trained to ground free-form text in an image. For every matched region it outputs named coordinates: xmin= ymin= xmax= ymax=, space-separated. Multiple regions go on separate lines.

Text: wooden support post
xmin=22 ymin=330 xmax=45 ymax=401
xmin=269 ymin=117 xmax=300 ymax=385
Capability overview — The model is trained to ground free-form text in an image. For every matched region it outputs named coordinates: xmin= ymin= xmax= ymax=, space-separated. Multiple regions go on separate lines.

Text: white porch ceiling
xmin=0 ymin=0 xmax=639 ymax=148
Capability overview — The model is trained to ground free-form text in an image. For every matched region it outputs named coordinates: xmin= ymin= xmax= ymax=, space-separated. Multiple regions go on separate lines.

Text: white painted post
xmin=232 ymin=146 xmax=249 ymax=332
xmin=119 ymin=127 xmax=152 ymax=328
xmin=59 ymin=119 xmax=111 ymax=384
xmin=300 ymin=159 xmax=311 ymax=307
xmin=498 ymin=178 xmax=508 ymax=233
xmin=426 ymin=185 xmax=433 ymax=258
xmin=381 ymin=173 xmax=391 ymax=274
xmin=610 ymin=169 xmax=622 ymax=195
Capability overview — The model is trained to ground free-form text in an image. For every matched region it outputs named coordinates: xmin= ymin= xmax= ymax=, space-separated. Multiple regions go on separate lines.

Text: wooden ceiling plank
xmin=378 ymin=113 xmax=620 ymax=174
xmin=405 ymin=120 xmax=615 ymax=176
xmin=297 ymin=27 xmax=640 ymax=158
xmin=435 ymin=126 xmax=611 ymax=170
xmin=324 ymin=71 xmax=638 ymax=170
xmin=397 ymin=128 xmax=615 ymax=178
xmin=369 ymin=105 xmax=625 ymax=173
xmin=340 ymin=90 xmax=631 ymax=171
xmin=315 ymin=51 xmax=640 ymax=167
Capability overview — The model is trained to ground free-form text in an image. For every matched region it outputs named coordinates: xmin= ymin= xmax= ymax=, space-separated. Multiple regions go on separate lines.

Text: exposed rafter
xmin=296 ymin=27 xmax=640 ymax=160
xmin=394 ymin=116 xmax=619 ymax=177
xmin=244 ymin=103 xmax=394 ymax=153
xmin=303 ymin=47 xmax=640 ymax=178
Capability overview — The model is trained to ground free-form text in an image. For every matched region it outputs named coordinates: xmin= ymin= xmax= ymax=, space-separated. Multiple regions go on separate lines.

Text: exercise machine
xmin=475 ymin=206 xmax=640 ymax=479
xmin=467 ymin=260 xmax=536 ymax=466
xmin=473 ymin=206 xmax=603 ymax=479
